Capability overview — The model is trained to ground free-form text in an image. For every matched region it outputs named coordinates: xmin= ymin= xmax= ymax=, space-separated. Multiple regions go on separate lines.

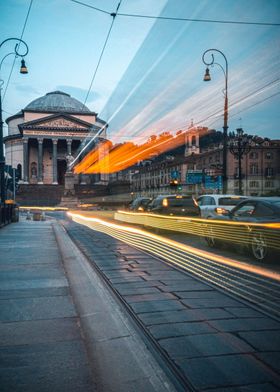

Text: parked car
xmin=129 ymin=197 xmax=152 ymax=212
xmin=204 ymin=197 xmax=280 ymax=261
xmin=148 ymin=195 xmax=200 ymax=216
xmin=196 ymin=194 xmax=248 ymax=218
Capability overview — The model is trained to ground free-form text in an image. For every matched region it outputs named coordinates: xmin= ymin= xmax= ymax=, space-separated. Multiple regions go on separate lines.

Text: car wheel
xmin=251 ymin=232 xmax=269 ymax=261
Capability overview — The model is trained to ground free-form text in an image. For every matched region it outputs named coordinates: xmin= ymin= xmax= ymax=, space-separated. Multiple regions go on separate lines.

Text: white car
xmin=196 ymin=194 xmax=248 ymax=218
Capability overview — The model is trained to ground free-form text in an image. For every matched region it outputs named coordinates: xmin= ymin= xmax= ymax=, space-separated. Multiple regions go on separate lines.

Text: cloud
xmin=56 ymin=85 xmax=100 ymax=103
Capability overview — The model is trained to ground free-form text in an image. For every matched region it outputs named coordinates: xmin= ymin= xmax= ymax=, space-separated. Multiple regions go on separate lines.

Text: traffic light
xmin=170 ymin=179 xmax=179 ymax=187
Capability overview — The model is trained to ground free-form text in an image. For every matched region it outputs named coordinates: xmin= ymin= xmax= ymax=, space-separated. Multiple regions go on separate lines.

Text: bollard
xmin=26 ymin=210 xmax=31 ymax=220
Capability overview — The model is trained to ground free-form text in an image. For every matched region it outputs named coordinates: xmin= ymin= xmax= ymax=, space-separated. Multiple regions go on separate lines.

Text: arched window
xmin=16 ymin=164 xmax=22 ymax=180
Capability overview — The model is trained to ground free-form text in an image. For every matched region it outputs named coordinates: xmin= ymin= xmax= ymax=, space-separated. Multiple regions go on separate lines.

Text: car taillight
xmin=138 ymin=206 xmax=144 ymax=211
xmin=162 ymin=198 xmax=168 ymax=207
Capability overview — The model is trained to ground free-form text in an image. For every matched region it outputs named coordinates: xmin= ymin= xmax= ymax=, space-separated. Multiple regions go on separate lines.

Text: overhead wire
xmin=83 ymin=0 xmax=122 ymax=106
xmin=70 ymin=0 xmax=280 ymax=27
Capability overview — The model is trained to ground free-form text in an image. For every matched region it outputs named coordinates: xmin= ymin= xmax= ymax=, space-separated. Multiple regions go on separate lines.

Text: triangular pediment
xmin=19 ymin=113 xmax=93 ymax=130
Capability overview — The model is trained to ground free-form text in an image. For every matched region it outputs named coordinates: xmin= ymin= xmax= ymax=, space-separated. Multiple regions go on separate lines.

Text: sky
xmin=1 ymin=0 xmax=280 ymax=145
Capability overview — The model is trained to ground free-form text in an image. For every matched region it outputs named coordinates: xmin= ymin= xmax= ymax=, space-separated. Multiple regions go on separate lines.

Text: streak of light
xmin=68 ymin=212 xmax=280 ymax=282
xmin=115 ymin=210 xmax=280 ymax=250
xmin=74 ymin=127 xmax=208 ymax=174
xmin=19 ymin=206 xmax=68 ymax=211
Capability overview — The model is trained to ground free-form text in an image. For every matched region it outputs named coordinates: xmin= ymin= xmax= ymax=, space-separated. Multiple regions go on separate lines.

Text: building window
xmin=265 ymin=167 xmax=274 ymax=177
xmin=249 ymin=152 xmax=258 ymax=160
xmin=265 ymin=152 xmax=273 ymax=159
xmin=249 ymin=181 xmax=259 ymax=188
xmin=265 ymin=181 xmax=274 ymax=188
xmin=250 ymin=164 xmax=258 ymax=175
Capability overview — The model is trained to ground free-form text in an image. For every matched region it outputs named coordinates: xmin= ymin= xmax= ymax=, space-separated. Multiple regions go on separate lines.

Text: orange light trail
xmin=73 ymin=128 xmax=206 ymax=174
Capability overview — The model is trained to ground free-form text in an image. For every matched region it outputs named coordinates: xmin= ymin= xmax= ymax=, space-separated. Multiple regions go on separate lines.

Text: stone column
xmin=66 ymin=139 xmax=72 ymax=155
xmin=23 ymin=138 xmax=29 ymax=183
xmin=52 ymin=139 xmax=58 ymax=184
xmin=37 ymin=138 xmax=44 ymax=184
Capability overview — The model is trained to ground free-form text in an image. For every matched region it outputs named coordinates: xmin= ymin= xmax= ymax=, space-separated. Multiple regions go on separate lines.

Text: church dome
xmin=24 ymin=91 xmax=92 ymax=113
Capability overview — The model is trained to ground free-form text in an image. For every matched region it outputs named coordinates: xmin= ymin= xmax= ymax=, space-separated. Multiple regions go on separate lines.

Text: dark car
xmin=204 ymin=197 xmax=280 ymax=261
xmin=148 ymin=195 xmax=200 ymax=216
xmin=129 ymin=197 xmax=152 ymax=212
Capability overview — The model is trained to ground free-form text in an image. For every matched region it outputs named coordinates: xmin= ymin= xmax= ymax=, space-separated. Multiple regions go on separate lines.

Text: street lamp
xmin=229 ymin=128 xmax=252 ymax=195
xmin=0 ymin=38 xmax=29 ymax=204
xmin=202 ymin=48 xmax=228 ymax=194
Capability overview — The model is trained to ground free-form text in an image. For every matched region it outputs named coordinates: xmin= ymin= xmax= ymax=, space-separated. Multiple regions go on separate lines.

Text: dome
xmin=24 ymin=91 xmax=92 ymax=113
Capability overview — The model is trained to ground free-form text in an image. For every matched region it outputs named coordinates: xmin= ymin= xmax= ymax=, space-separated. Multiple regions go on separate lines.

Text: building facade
xmin=4 ymin=91 xmax=107 ymax=186
xmin=131 ymin=129 xmax=280 ymax=197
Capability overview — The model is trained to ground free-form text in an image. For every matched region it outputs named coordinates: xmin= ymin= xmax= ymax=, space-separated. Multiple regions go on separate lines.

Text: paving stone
xmin=129 ymin=299 xmax=186 ymax=314
xmin=114 ymin=281 xmax=160 ymax=289
xmin=158 ymin=282 xmax=213 ymax=291
xmin=239 ymin=330 xmax=280 ymax=351
xmin=138 ymin=308 xmax=234 ymax=325
xmin=0 ymin=286 xmax=69 ymax=299
xmin=0 ymin=278 xmax=68 ymax=291
xmin=0 ymin=296 xmax=77 ymax=322
xmin=181 ymin=297 xmax=244 ymax=308
xmin=148 ymin=321 xmax=217 ymax=339
xmin=115 ymin=286 xmax=161 ymax=295
xmin=176 ymin=354 xmax=279 ymax=390
xmin=0 ymin=342 xmax=93 ymax=392
xmin=0 ymin=318 xmax=81 ymax=346
xmin=208 ymin=317 xmax=280 ymax=332
xmin=124 ymin=292 xmax=176 ymax=303
xmin=256 ymin=352 xmax=280 ymax=373
xmin=226 ymin=307 xmax=264 ymax=318
xmin=160 ymin=332 xmax=254 ymax=359
xmin=174 ymin=290 xmax=233 ymax=299
xmin=207 ymin=383 xmax=280 ymax=392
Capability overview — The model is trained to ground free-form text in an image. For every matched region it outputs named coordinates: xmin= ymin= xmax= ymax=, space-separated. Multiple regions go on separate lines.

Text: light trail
xmin=69 ymin=212 xmax=280 ymax=280
xmin=68 ymin=212 xmax=280 ymax=316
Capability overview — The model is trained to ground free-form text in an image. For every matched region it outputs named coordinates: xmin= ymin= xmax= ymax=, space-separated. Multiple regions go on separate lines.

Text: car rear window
xmin=218 ymin=197 xmax=246 ymax=206
xmin=166 ymin=198 xmax=194 ymax=207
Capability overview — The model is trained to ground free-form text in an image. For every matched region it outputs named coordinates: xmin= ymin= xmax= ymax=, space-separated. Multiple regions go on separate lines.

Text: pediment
xmin=20 ymin=113 xmax=93 ymax=130
xmin=35 ymin=117 xmax=86 ymax=129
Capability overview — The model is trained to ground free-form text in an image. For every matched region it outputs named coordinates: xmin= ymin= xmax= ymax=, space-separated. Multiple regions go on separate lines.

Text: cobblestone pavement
xmin=63 ymin=218 xmax=280 ymax=392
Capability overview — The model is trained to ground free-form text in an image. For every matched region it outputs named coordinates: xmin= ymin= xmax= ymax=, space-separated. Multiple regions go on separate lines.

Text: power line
xmin=118 ymin=12 xmax=280 ymax=27
xmin=70 ymin=0 xmax=111 ymax=15
xmin=83 ymin=0 xmax=122 ymax=106
xmin=3 ymin=0 xmax=33 ymax=101
xmin=70 ymin=0 xmax=280 ymax=27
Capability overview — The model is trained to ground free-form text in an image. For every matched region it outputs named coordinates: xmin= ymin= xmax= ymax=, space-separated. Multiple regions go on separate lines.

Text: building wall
xmin=5 ymin=140 xmax=23 ymax=167
xmin=7 ymin=117 xmax=23 ymax=136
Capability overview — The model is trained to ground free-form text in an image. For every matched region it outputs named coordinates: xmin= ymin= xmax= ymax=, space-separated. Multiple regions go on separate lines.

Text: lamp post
xmin=0 ymin=38 xmax=29 ymax=204
xmin=229 ymin=128 xmax=252 ymax=195
xmin=202 ymin=48 xmax=228 ymax=194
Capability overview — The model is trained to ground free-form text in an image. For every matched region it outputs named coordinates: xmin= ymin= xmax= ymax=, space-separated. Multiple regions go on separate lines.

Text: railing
xmin=0 ymin=203 xmax=19 ymax=227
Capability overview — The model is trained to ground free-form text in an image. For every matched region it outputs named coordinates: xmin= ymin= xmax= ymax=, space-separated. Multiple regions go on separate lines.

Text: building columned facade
xmin=4 ymin=91 xmax=107 ymax=186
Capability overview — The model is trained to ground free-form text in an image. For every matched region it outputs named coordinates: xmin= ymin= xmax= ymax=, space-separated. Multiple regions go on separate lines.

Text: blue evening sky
xmin=1 ymin=0 xmax=279 ymax=142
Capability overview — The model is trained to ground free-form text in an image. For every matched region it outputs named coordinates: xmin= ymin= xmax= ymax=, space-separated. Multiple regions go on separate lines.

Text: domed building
xmin=4 ymin=91 xmax=107 ymax=187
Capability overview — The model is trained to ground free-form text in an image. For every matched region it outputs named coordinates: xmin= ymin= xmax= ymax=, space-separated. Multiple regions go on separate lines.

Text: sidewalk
xmin=0 ymin=219 xmax=94 ymax=392
xmin=0 ymin=218 xmax=177 ymax=392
